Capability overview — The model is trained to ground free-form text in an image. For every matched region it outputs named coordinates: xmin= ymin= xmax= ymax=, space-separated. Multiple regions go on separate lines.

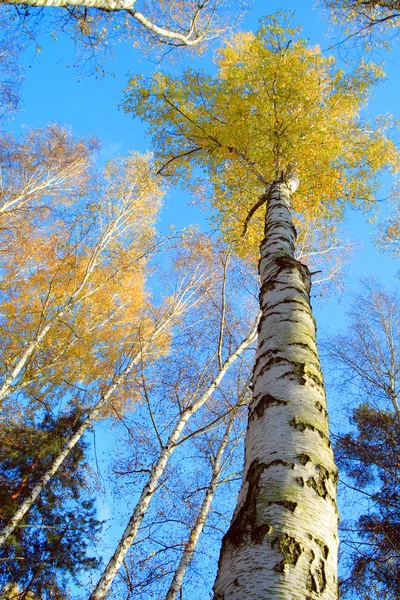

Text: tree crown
xmin=124 ymin=15 xmax=400 ymax=258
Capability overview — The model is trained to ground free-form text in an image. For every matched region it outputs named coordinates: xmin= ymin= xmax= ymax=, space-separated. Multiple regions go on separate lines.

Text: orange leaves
xmin=0 ymin=130 xmax=163 ymax=413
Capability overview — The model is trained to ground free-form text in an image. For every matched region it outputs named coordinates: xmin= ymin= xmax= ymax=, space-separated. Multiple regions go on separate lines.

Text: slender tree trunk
xmin=0 ymin=348 xmax=140 ymax=546
xmin=213 ymin=175 xmax=339 ymax=599
xmin=0 ymin=304 xmax=184 ymax=546
xmin=164 ymin=414 xmax=234 ymax=600
xmin=89 ymin=318 xmax=259 ymax=600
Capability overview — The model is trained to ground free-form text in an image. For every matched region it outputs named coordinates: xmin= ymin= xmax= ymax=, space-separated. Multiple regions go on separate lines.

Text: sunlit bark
xmin=1 ymin=0 xmax=223 ymax=47
xmin=164 ymin=414 xmax=236 ymax=600
xmin=213 ymin=175 xmax=339 ymax=600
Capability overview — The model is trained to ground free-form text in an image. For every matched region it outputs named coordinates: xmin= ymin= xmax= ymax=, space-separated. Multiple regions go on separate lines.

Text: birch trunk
xmin=0 ymin=348 xmax=141 ymax=546
xmin=164 ymin=415 xmax=234 ymax=600
xmin=0 ymin=302 xmax=182 ymax=546
xmin=89 ymin=317 xmax=259 ymax=600
xmin=213 ymin=176 xmax=339 ymax=599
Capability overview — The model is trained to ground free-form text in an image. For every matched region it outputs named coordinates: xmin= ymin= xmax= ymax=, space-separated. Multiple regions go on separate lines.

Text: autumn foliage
xmin=0 ymin=125 xmax=164 ymax=419
xmin=124 ymin=17 xmax=399 ymax=259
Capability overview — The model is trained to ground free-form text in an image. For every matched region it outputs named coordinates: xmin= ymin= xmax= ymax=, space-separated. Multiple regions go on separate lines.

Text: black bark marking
xmin=313 ymin=536 xmax=329 ymax=559
xmin=295 ymin=476 xmax=305 ymax=487
xmin=264 ymin=459 xmax=294 ymax=469
xmin=257 ymin=356 xmax=323 ymax=388
xmin=273 ymin=256 xmax=311 ymax=294
xmin=315 ymin=401 xmax=328 ymax=418
xmin=308 ymin=559 xmax=327 ymax=593
xmin=221 ymin=459 xmax=271 ymax=548
xmin=289 ymin=418 xmax=329 ymax=443
xmin=233 ymin=578 xmax=239 ymax=587
xmin=307 ymin=465 xmax=337 ymax=502
xmin=249 ymin=393 xmax=288 ymax=420
xmin=252 ymin=348 xmax=281 ymax=374
xmin=297 ymin=453 xmax=311 ymax=466
xmin=260 ymin=299 xmax=310 ymax=316
xmin=257 ymin=356 xmax=290 ymax=377
xmin=272 ymin=533 xmax=303 ymax=573
xmin=307 ymin=474 xmax=329 ymax=500
xmin=258 ymin=328 xmax=316 ymax=351
xmin=259 ymin=280 xmax=277 ymax=297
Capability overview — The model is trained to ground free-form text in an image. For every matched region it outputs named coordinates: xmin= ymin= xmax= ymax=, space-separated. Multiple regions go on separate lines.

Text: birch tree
xmin=123 ymin=16 xmax=400 ymax=599
xmin=88 ymin=244 xmax=260 ymax=598
xmin=0 ymin=0 xmax=249 ymax=72
xmin=110 ymin=370 xmax=251 ymax=600
xmin=163 ymin=410 xmax=242 ymax=600
xmin=0 ymin=128 xmax=174 ymax=545
xmin=0 ymin=131 xmax=162 ymax=410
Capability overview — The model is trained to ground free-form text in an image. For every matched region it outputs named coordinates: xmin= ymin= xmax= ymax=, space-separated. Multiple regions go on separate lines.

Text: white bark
xmin=0 ymin=349 xmax=140 ymax=546
xmin=0 ymin=196 xmax=142 ymax=405
xmin=0 ymin=302 xmax=184 ymax=546
xmin=213 ymin=176 xmax=339 ymax=600
xmin=89 ymin=316 xmax=259 ymax=600
xmin=3 ymin=0 xmax=212 ymax=46
xmin=164 ymin=415 xmax=234 ymax=600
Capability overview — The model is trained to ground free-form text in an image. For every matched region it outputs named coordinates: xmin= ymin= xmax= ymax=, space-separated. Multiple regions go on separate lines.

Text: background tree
xmin=326 ymin=280 xmax=400 ymax=599
xmin=0 ymin=0 xmax=250 ymax=73
xmin=87 ymin=239 xmax=260 ymax=599
xmin=322 ymin=0 xmax=400 ymax=48
xmin=0 ymin=413 xmax=102 ymax=599
xmin=123 ymin=15 xmax=400 ymax=599
xmin=0 ymin=125 xmax=172 ymax=545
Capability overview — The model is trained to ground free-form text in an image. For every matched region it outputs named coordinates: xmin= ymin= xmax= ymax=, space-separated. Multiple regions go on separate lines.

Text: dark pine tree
xmin=0 ymin=413 xmax=102 ymax=599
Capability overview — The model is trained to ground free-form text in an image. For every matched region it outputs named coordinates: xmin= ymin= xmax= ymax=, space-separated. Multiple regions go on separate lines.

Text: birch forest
xmin=0 ymin=1 xmax=399 ymax=599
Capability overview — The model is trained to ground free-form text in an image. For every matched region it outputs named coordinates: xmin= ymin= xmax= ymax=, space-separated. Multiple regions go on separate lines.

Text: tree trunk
xmin=0 ymin=348 xmax=141 ymax=546
xmin=213 ymin=175 xmax=339 ymax=599
xmin=0 ymin=303 xmax=183 ymax=546
xmin=164 ymin=414 xmax=234 ymax=600
xmin=89 ymin=317 xmax=259 ymax=600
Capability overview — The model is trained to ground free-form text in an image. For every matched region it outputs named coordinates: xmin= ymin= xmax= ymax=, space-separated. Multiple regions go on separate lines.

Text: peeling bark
xmin=213 ymin=176 xmax=339 ymax=599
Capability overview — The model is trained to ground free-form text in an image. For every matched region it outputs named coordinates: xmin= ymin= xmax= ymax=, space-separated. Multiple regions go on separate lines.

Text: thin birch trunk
xmin=164 ymin=414 xmax=235 ymax=600
xmin=0 ymin=307 xmax=180 ymax=546
xmin=213 ymin=175 xmax=339 ymax=599
xmin=0 ymin=350 xmax=140 ymax=546
xmin=0 ymin=199 xmax=141 ymax=404
xmin=89 ymin=316 xmax=259 ymax=600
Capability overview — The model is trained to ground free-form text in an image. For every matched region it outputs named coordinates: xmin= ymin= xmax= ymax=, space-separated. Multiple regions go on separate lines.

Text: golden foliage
xmin=124 ymin=15 xmax=400 ymax=259
xmin=0 ymin=126 xmax=164 ymax=416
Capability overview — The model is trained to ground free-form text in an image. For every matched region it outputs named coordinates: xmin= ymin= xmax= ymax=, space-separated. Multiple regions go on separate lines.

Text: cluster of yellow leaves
xmin=124 ymin=15 xmax=400 ymax=260
xmin=0 ymin=126 xmax=164 ymax=417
